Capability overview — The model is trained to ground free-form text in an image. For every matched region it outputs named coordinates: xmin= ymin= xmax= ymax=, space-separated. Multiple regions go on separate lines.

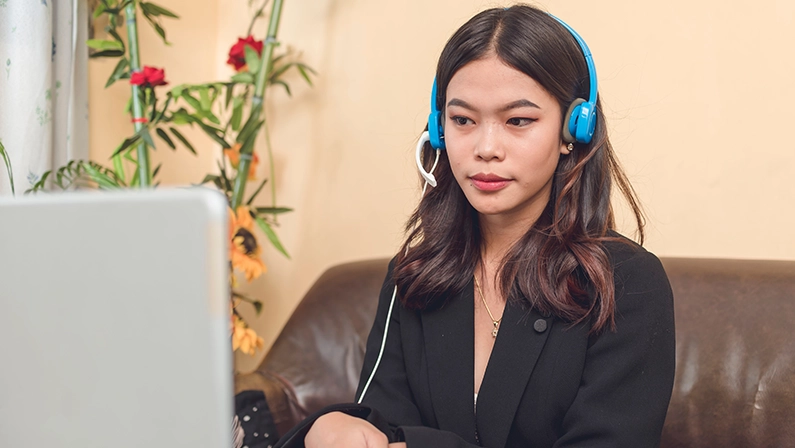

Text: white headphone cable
xmin=357 ymin=133 xmax=439 ymax=404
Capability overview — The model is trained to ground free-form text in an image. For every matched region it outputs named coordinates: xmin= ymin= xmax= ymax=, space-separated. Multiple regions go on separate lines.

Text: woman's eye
xmin=451 ymin=116 xmax=472 ymax=126
xmin=507 ymin=117 xmax=534 ymax=126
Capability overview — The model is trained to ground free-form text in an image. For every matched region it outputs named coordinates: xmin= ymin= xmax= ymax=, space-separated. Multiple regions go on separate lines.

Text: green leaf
xmin=153 ymin=94 xmax=172 ymax=124
xmin=105 ymin=57 xmax=130 ymax=88
xmin=216 ymin=161 xmax=233 ymax=191
xmin=151 ymin=21 xmax=169 ymax=45
xmin=224 ymin=84 xmax=234 ymax=108
xmin=106 ymin=27 xmax=126 ymax=50
xmin=255 ymin=206 xmax=293 ymax=215
xmin=209 ymin=85 xmax=220 ymax=106
xmin=170 ymin=84 xmax=184 ymax=98
xmin=237 ymin=120 xmax=264 ymax=158
xmin=254 ymin=216 xmax=290 ymax=259
xmin=245 ymin=178 xmax=268 ymax=205
xmin=86 ymin=39 xmax=123 ymax=51
xmin=129 ymin=166 xmax=140 ymax=187
xmin=138 ymin=128 xmax=155 ymax=150
xmin=90 ymin=49 xmax=125 ymax=59
xmin=231 ymin=72 xmax=255 ymax=84
xmin=25 ymin=170 xmax=51 ymax=194
xmin=0 ymin=140 xmax=15 ymax=196
xmin=271 ymin=53 xmax=287 ymax=66
xmin=169 ymin=128 xmax=196 ymax=155
xmin=236 ymin=111 xmax=259 ymax=144
xmin=93 ymin=3 xmax=107 ymax=18
xmin=152 ymin=163 xmax=162 ymax=179
xmin=297 ymin=64 xmax=315 ymax=87
xmin=111 ymin=134 xmax=142 ymax=157
xmin=156 ymin=128 xmax=176 ymax=149
xmin=268 ymin=62 xmax=293 ymax=82
xmin=199 ymin=174 xmax=223 ymax=190
xmin=181 ymin=91 xmax=203 ymax=113
xmin=272 ymin=80 xmax=291 ymax=97
xmin=197 ymin=121 xmax=231 ymax=148
xmin=139 ymin=2 xmax=179 ymax=18
xmin=204 ymin=110 xmax=222 ymax=126
xmin=232 ymin=292 xmax=264 ymax=315
xmin=244 ymin=45 xmax=261 ymax=75
xmin=200 ymin=174 xmax=220 ymax=184
xmin=83 ymin=164 xmax=121 ymax=190
xmin=237 ymin=115 xmax=264 ymax=146
xmin=230 ymin=97 xmax=244 ymax=131
xmin=198 ymin=87 xmax=212 ymax=111
xmin=141 ymin=9 xmax=170 ymax=45
xmin=170 ymin=108 xmax=193 ymax=125
xmin=52 ymin=161 xmax=74 ymax=189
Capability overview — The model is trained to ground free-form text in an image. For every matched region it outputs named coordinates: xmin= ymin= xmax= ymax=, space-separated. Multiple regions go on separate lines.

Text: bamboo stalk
xmin=125 ymin=2 xmax=151 ymax=188
xmin=231 ymin=0 xmax=284 ymax=210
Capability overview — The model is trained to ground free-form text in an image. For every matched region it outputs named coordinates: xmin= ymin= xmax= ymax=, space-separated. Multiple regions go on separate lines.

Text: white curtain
xmin=0 ymin=0 xmax=89 ymax=195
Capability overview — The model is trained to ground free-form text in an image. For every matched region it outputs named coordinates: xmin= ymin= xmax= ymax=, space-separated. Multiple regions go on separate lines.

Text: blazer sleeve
xmin=274 ymin=258 xmax=481 ymax=448
xmin=354 ymin=257 xmax=425 ymax=427
xmin=355 ymin=259 xmax=484 ymax=448
xmin=552 ymin=250 xmax=676 ymax=448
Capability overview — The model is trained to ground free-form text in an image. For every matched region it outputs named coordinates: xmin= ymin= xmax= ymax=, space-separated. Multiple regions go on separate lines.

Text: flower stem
xmin=125 ymin=2 xmax=151 ymax=187
xmin=231 ymin=0 xmax=283 ymax=209
xmin=263 ymin=116 xmax=278 ymax=223
xmin=246 ymin=0 xmax=271 ymax=38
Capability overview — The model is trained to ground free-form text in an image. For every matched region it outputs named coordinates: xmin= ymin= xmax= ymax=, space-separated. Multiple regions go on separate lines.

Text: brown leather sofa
xmin=235 ymin=257 xmax=795 ymax=447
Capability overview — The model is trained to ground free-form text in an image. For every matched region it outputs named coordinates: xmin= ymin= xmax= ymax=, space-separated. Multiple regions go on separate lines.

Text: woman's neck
xmin=478 ymin=212 xmax=536 ymax=267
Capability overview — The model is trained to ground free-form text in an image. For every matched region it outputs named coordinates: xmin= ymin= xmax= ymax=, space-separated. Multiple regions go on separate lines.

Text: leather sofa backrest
xmin=660 ymin=257 xmax=795 ymax=447
xmin=253 ymin=257 xmax=795 ymax=447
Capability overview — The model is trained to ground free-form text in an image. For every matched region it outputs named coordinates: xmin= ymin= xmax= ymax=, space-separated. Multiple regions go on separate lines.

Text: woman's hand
xmin=305 ymin=411 xmax=392 ymax=448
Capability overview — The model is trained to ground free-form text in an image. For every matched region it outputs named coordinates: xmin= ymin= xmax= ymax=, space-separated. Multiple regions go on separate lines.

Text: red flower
xmin=130 ymin=66 xmax=168 ymax=88
xmin=227 ymin=36 xmax=264 ymax=72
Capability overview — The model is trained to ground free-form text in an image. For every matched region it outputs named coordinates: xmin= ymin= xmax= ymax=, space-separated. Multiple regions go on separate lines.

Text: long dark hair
xmin=394 ymin=4 xmax=645 ymax=333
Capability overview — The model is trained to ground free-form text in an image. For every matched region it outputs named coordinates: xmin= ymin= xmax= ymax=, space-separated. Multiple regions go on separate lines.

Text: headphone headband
xmin=549 ymin=14 xmax=598 ymax=107
xmin=426 ymin=11 xmax=599 ymax=148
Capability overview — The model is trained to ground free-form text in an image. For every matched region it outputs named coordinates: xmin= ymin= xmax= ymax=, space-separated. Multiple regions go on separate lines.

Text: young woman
xmin=283 ymin=4 xmax=676 ymax=448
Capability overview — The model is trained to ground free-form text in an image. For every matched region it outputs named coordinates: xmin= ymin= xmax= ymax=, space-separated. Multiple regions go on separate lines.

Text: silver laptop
xmin=0 ymin=188 xmax=232 ymax=448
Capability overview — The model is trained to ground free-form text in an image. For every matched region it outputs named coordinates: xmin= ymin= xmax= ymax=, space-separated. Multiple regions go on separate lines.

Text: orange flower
xmin=231 ymin=314 xmax=264 ymax=355
xmin=224 ymin=143 xmax=259 ymax=180
xmin=228 ymin=206 xmax=265 ymax=282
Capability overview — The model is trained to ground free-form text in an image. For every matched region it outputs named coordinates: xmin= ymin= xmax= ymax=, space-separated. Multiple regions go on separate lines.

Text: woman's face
xmin=444 ymin=54 xmax=567 ymax=225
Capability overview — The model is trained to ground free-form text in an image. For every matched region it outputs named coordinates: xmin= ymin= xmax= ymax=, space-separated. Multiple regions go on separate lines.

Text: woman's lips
xmin=470 ymin=174 xmax=511 ymax=192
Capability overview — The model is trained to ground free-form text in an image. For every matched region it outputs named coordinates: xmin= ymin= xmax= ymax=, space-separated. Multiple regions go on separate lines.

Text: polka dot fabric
xmin=234 ymin=390 xmax=279 ymax=448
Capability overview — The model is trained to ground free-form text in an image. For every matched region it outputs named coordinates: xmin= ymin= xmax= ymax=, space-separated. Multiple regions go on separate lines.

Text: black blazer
xmin=275 ymin=237 xmax=675 ymax=448
xmin=353 ymin=238 xmax=675 ymax=448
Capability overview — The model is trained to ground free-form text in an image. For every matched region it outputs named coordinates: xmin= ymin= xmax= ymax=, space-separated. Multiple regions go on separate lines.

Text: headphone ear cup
xmin=428 ymin=111 xmax=446 ymax=150
xmin=575 ymin=101 xmax=597 ymax=144
xmin=562 ymin=98 xmax=585 ymax=143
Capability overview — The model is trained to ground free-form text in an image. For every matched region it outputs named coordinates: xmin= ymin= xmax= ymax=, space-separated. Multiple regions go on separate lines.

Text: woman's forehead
xmin=446 ymin=56 xmax=554 ymax=110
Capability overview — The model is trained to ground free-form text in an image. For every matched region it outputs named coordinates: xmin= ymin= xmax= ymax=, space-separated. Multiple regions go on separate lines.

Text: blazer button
xmin=533 ymin=319 xmax=547 ymax=333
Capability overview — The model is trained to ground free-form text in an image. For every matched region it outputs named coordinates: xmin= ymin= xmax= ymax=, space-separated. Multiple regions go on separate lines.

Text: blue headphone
xmin=426 ymin=14 xmax=599 ymax=150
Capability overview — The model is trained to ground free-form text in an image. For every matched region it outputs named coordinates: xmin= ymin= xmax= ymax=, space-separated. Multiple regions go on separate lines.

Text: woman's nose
xmin=473 ymin=123 xmax=505 ymax=161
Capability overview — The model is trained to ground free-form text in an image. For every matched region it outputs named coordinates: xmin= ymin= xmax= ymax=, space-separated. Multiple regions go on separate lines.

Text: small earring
xmin=566 ymin=142 xmax=574 ymax=153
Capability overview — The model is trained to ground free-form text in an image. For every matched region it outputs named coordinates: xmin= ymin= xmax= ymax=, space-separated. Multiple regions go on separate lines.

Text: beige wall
xmin=90 ymin=0 xmax=795 ymax=372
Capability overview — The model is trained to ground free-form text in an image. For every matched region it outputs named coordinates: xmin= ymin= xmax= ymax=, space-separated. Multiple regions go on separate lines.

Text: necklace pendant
xmin=492 ymin=322 xmax=499 ymax=338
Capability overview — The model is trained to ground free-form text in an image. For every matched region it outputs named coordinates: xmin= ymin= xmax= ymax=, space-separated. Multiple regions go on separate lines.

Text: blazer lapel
xmin=422 ymin=280 xmax=478 ymax=444
xmin=475 ymin=303 xmax=552 ymax=448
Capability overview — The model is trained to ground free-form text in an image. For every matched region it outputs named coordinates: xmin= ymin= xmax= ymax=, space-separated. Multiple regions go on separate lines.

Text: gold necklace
xmin=474 ymin=274 xmax=502 ymax=338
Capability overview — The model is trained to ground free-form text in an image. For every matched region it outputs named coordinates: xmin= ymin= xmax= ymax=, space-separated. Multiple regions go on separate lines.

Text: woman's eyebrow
xmin=501 ymin=99 xmax=541 ymax=111
xmin=446 ymin=98 xmax=541 ymax=111
xmin=447 ymin=98 xmax=475 ymax=110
